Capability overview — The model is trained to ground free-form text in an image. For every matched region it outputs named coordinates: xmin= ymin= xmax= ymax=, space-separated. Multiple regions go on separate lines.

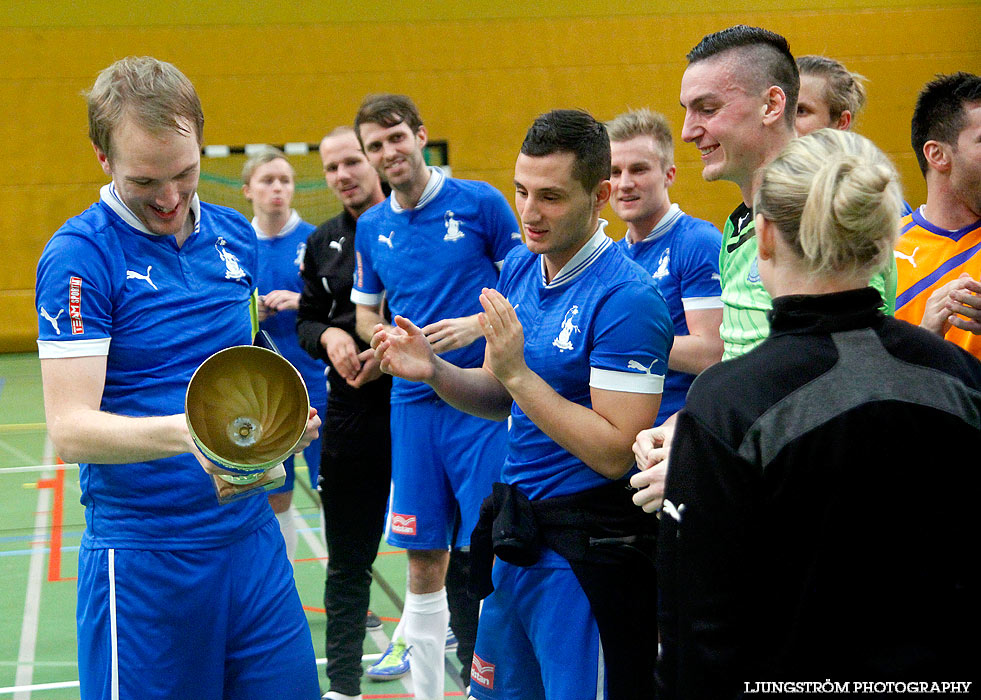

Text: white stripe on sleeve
xmin=589 ymin=367 xmax=664 ymax=394
xmin=37 ymin=338 xmax=111 ymax=359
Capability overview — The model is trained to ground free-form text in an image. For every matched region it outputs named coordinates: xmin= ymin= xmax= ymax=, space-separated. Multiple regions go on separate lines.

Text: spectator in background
xmin=895 ymin=72 xmax=981 ymax=358
xmin=795 ymin=55 xmax=867 ymax=135
xmin=607 ymin=108 xmax=723 ymax=427
xmin=297 ymin=126 xmax=391 ymax=700
xmin=243 ymin=146 xmax=328 ymax=561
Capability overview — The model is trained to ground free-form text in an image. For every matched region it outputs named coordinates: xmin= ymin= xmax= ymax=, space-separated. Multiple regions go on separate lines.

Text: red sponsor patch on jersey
xmin=69 ymin=276 xmax=84 ymax=335
xmin=390 ymin=513 xmax=417 ymax=536
xmin=470 ymin=654 xmax=495 ymax=690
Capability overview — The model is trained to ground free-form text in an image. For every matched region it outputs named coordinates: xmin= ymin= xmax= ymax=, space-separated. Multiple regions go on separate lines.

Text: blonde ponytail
xmin=755 ymin=129 xmax=902 ymax=277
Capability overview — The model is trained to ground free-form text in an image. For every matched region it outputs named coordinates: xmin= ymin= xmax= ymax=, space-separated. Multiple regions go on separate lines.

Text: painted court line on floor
xmin=14 ymin=437 xmax=55 ymax=700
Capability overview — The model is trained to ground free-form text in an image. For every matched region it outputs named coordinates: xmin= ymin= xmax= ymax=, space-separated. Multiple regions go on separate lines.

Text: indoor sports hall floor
xmin=0 ymin=352 xmax=467 ymax=699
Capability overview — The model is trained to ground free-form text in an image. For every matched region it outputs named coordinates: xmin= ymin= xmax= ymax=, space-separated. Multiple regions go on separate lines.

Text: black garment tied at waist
xmin=469 ymin=480 xmax=659 ymax=700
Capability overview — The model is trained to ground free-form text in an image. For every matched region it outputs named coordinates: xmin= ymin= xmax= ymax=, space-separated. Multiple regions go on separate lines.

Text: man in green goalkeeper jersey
xmin=630 ymin=25 xmax=896 ymax=508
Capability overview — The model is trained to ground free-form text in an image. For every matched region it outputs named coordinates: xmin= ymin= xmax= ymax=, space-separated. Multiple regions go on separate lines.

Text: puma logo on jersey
xmin=126 ymin=265 xmax=158 ymax=290
xmin=470 ymin=654 xmax=495 ymax=690
xmin=329 ymin=237 xmax=345 ymax=252
xmin=662 ymin=498 xmax=685 ymax=523
xmin=511 ymin=231 xmax=523 ymax=240
xmin=391 ymin=513 xmax=417 ymax=536
xmin=894 ymin=247 xmax=918 ymax=268
xmin=711 ymin=272 xmax=721 ymax=282
xmin=379 ymin=231 xmax=395 ymax=249
xmin=627 ymin=359 xmax=660 ymax=374
xmin=39 ymin=307 xmax=64 ymax=335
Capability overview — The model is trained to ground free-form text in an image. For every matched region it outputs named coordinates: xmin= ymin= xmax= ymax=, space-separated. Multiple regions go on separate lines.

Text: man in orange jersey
xmin=895 ymin=72 xmax=981 ymax=358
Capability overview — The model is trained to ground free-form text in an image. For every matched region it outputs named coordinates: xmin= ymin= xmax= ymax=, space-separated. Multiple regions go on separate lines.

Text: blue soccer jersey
xmin=617 ymin=204 xmax=722 ymax=424
xmin=253 ymin=212 xmax=327 ymax=423
xmin=35 ymin=184 xmax=270 ymax=550
xmin=500 ymin=222 xmax=674 ymax=501
xmin=351 ymin=167 xmax=522 ymax=403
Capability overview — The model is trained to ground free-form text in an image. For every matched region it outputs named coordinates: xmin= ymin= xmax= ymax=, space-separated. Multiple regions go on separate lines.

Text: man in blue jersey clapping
xmin=372 ymin=109 xmax=674 ymax=700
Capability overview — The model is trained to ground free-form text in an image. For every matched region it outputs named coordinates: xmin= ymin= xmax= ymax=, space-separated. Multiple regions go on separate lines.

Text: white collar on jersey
xmin=628 ymin=203 xmax=684 ymax=246
xmin=389 ymin=166 xmax=447 ymax=213
xmin=101 ymin=182 xmax=201 ymax=238
xmin=252 ymin=209 xmax=302 ymax=239
xmin=541 ymin=219 xmax=612 ymax=288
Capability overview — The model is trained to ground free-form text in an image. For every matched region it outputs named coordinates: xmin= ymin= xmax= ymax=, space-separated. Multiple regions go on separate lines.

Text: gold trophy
xmin=185 ymin=342 xmax=309 ymax=504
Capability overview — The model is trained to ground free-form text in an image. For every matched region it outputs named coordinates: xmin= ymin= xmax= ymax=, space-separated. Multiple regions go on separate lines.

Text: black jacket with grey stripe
xmin=656 ymin=287 xmax=980 ymax=699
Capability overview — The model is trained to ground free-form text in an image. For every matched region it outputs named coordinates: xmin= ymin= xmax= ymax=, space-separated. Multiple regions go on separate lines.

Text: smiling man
xmin=350 ymin=94 xmax=522 ymax=698
xmin=296 ymin=126 xmax=392 ymax=700
xmin=607 ymin=109 xmax=722 ymax=426
xmin=34 ymin=57 xmax=320 ymax=700
xmin=372 ymin=109 xmax=673 ymax=700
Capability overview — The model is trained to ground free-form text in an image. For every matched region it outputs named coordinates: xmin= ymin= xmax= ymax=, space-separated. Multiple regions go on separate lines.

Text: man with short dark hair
xmin=35 ymin=56 xmax=320 ymax=700
xmin=895 ymin=72 xmax=981 ymax=358
xmin=631 ymin=25 xmax=895 ymax=511
xmin=352 ymin=93 xmax=521 ymax=698
xmin=297 ymin=125 xmax=391 ymax=700
xmin=372 ymin=109 xmax=673 ymax=700
xmin=607 ymin=108 xmax=723 ymax=425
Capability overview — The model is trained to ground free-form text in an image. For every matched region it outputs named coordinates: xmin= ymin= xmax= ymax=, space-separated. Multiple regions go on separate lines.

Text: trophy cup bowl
xmin=186 ymin=344 xmax=310 ymax=504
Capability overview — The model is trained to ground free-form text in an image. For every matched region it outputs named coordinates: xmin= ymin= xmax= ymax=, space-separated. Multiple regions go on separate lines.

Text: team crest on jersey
xmin=294 ymin=242 xmax=306 ymax=268
xmin=747 ymin=256 xmax=761 ymax=284
xmin=470 ymin=654 xmax=495 ymax=690
xmin=391 ymin=513 xmax=417 ymax=536
xmin=552 ymin=305 xmax=581 ymax=352
xmin=653 ymin=248 xmax=671 ymax=280
xmin=69 ymin=276 xmax=84 ymax=334
xmin=39 ymin=307 xmax=64 ymax=335
xmin=215 ymin=237 xmax=246 ymax=280
xmin=443 ymin=210 xmax=464 ymax=242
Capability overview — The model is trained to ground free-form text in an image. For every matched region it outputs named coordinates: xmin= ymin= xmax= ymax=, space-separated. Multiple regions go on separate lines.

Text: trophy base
xmin=212 ymin=463 xmax=287 ymax=505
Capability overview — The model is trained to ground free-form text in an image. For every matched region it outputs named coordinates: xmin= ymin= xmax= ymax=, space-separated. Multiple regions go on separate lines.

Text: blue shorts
xmin=76 ymin=516 xmax=320 ymax=700
xmin=386 ymin=398 xmax=506 ymax=550
xmin=470 ymin=553 xmax=606 ymax=700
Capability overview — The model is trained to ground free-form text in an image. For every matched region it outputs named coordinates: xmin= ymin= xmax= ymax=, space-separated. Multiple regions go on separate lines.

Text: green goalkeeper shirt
xmin=720 ymin=203 xmax=897 ymax=361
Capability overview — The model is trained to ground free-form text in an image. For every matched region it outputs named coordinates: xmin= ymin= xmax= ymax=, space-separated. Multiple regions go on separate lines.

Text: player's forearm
xmin=356 ymin=305 xmax=388 ymax=345
xmin=502 ymin=370 xmax=646 ymax=479
xmin=47 ymin=409 xmax=193 ymax=465
xmin=428 ymin=359 xmax=512 ymax=421
xmin=668 ymin=334 xmax=724 ymax=375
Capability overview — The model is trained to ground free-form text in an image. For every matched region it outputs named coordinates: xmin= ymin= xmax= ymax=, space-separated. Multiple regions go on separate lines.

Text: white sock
xmin=390 ymin=613 xmax=406 ymax=643
xmin=403 ymin=589 xmax=448 ymax=700
xmin=275 ymin=509 xmax=297 ymax=563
